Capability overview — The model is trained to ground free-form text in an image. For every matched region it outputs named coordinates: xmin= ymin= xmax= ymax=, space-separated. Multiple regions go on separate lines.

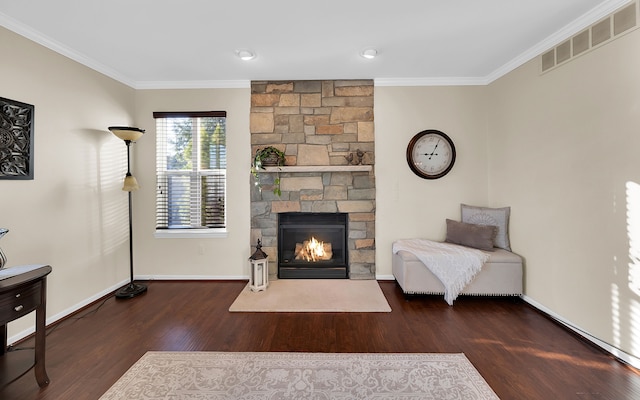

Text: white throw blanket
xmin=393 ymin=239 xmax=490 ymax=305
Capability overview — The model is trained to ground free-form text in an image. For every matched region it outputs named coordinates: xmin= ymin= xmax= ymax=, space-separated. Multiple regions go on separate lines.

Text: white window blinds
xmin=153 ymin=111 xmax=227 ymax=230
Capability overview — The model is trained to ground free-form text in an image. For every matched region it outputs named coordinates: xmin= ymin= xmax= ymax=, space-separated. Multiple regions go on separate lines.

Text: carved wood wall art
xmin=0 ymin=97 xmax=34 ymax=180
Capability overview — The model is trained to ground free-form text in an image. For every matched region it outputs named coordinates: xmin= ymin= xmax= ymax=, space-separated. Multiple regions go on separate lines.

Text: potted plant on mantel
xmin=251 ymin=146 xmax=285 ymax=196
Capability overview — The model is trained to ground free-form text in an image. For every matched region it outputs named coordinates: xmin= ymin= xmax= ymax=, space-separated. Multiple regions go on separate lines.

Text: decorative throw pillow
xmin=445 ymin=219 xmax=497 ymax=251
xmin=460 ymin=204 xmax=511 ymax=251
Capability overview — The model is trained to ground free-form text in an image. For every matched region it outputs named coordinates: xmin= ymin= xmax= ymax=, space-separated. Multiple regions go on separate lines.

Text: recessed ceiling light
xmin=235 ymin=49 xmax=256 ymax=61
xmin=360 ymin=48 xmax=378 ymax=59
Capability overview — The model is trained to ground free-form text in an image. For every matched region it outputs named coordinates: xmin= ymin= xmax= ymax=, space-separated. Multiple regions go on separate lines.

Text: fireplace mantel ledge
xmin=261 ymin=165 xmax=372 ymax=173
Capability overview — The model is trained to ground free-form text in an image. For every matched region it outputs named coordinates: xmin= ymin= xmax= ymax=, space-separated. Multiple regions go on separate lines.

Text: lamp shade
xmin=108 ymin=126 xmax=145 ymax=141
xmin=123 ymin=173 xmax=139 ymax=191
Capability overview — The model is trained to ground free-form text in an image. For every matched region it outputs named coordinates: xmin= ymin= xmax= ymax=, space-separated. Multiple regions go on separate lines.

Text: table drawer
xmin=0 ymin=282 xmax=41 ymax=324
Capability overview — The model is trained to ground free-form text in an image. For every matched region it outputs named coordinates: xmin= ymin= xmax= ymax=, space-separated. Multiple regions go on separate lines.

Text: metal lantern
xmin=249 ymin=239 xmax=269 ymax=292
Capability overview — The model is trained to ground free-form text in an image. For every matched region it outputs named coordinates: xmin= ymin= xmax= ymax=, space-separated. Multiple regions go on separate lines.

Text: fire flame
xmin=304 ymin=237 xmax=325 ymax=262
xmin=294 ymin=237 xmax=333 ymax=262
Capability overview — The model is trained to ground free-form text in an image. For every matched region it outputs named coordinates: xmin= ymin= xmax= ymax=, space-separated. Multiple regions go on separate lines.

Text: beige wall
xmin=0 ymin=27 xmax=136 ymax=338
xmin=374 ymin=86 xmax=490 ymax=276
xmin=132 ymin=89 xmax=251 ymax=278
xmin=487 ymin=28 xmax=640 ymax=358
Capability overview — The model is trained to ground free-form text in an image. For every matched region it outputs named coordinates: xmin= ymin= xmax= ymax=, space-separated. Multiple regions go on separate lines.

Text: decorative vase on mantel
xmin=0 ymin=228 xmax=8 ymax=270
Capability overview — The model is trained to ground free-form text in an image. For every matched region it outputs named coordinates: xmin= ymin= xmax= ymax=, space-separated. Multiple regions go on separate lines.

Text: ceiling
xmin=0 ymin=0 xmax=632 ymax=88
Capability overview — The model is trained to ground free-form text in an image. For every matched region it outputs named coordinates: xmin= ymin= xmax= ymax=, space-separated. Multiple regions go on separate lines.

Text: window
xmin=153 ymin=111 xmax=227 ymax=236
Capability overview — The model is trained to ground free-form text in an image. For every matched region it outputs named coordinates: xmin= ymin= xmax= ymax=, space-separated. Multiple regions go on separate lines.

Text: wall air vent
xmin=541 ymin=0 xmax=638 ymax=73
xmin=614 ymin=2 xmax=637 ymax=34
xmin=556 ymin=40 xmax=572 ymax=64
xmin=541 ymin=49 xmax=555 ymax=71
xmin=592 ymin=18 xmax=612 ymax=47
xmin=572 ymin=30 xmax=590 ymax=56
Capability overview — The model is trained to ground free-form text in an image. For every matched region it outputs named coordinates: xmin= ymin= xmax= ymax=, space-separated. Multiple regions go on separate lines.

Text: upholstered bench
xmin=392 ymin=204 xmax=523 ymax=301
xmin=392 ymin=247 xmax=523 ymax=296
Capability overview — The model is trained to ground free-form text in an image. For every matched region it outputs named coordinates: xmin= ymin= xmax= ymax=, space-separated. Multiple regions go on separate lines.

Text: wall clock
xmin=406 ymin=129 xmax=456 ymax=179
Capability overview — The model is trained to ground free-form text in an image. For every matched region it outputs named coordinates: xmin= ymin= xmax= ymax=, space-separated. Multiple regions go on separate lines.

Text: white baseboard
xmin=137 ymin=274 xmax=248 ymax=281
xmin=8 ymin=278 xmax=129 ymax=345
xmin=9 ymin=276 xmax=252 ymax=344
xmin=12 ymin=277 xmax=639 ymax=371
xmin=522 ymin=295 xmax=640 ymax=370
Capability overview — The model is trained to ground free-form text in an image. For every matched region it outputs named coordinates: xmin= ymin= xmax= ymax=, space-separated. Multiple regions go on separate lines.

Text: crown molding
xmin=379 ymin=0 xmax=634 ymax=87
xmin=2 ymin=0 xmax=634 ymax=89
xmin=484 ymin=0 xmax=634 ymax=84
xmin=0 ymin=11 xmax=137 ymax=88
xmin=134 ymin=80 xmax=251 ymax=90
xmin=374 ymin=77 xmax=489 ymax=87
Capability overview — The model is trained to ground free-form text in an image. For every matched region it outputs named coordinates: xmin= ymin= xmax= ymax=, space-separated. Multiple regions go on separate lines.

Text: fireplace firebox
xmin=278 ymin=212 xmax=348 ymax=279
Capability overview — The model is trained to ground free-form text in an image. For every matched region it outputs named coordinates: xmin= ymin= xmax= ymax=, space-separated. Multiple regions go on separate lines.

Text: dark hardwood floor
xmin=1 ymin=280 xmax=639 ymax=399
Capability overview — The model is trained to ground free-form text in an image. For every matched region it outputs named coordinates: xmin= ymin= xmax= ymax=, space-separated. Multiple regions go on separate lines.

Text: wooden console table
xmin=0 ymin=265 xmax=52 ymax=388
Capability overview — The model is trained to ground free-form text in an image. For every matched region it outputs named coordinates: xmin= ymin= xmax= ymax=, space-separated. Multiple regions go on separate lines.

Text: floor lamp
xmin=0 ymin=228 xmax=8 ymax=270
xmin=109 ymin=126 xmax=147 ymax=299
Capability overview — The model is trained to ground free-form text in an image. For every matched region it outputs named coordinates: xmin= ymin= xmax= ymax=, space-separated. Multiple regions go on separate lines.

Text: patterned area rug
xmin=99 ymin=352 xmax=499 ymax=399
xmin=229 ymin=279 xmax=392 ymax=312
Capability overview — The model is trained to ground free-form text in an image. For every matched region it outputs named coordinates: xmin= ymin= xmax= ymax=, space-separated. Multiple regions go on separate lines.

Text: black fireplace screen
xmin=278 ymin=212 xmax=348 ymax=279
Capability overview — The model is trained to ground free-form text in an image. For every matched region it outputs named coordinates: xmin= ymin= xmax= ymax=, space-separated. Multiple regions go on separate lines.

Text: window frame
xmin=153 ymin=111 xmax=228 ymax=239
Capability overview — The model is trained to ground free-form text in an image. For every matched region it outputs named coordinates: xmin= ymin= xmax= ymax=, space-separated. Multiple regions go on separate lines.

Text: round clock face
xmin=406 ymin=130 xmax=456 ymax=179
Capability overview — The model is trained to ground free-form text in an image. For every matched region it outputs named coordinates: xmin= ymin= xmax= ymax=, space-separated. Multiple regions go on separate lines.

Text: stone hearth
xmin=250 ymin=80 xmax=375 ymax=279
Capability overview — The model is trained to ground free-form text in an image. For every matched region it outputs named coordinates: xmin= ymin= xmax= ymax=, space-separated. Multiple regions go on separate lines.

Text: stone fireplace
xmin=250 ymin=80 xmax=375 ymax=280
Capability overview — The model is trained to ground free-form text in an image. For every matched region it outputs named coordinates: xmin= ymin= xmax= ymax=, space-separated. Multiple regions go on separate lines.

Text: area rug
xmin=228 ymin=279 xmax=391 ymax=312
xmin=99 ymin=351 xmax=499 ymax=399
